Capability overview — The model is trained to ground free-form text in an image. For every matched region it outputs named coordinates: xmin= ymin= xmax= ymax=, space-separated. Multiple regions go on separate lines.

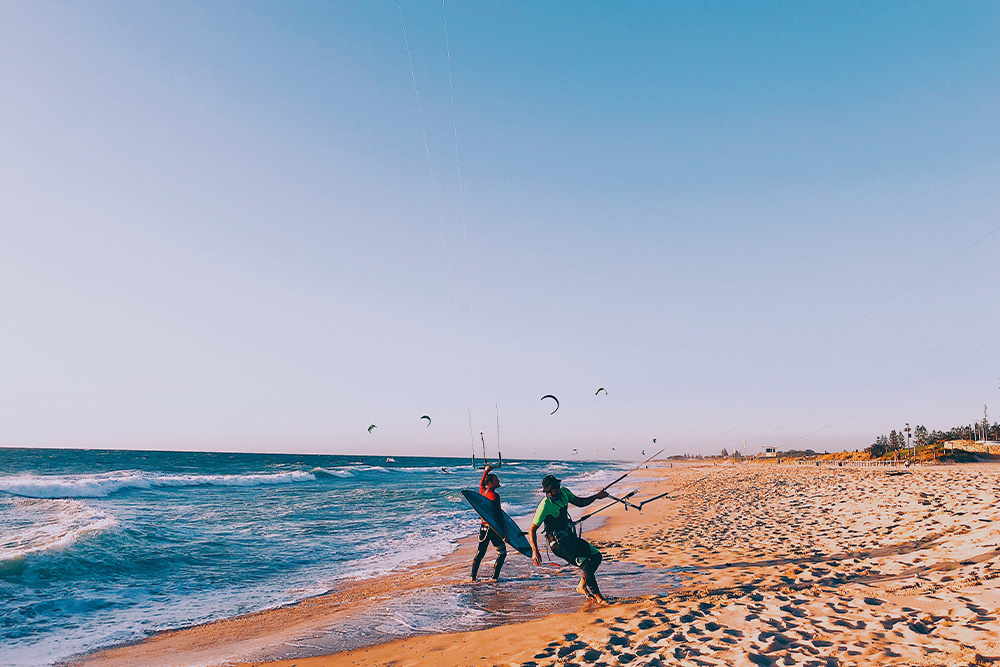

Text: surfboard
xmin=461 ymin=489 xmax=533 ymax=558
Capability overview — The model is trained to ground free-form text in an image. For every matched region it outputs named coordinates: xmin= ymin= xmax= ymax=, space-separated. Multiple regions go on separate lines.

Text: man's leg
xmin=490 ymin=530 xmax=507 ymax=579
xmin=556 ymin=539 xmax=597 ymax=599
xmin=471 ymin=525 xmax=490 ymax=580
xmin=580 ymin=550 xmax=606 ymax=601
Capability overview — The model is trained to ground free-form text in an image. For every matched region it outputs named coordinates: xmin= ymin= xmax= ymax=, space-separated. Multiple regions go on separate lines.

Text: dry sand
xmin=72 ymin=463 xmax=1000 ymax=667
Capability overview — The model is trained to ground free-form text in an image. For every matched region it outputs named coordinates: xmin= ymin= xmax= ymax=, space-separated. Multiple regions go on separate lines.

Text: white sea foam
xmin=355 ymin=465 xmax=390 ymax=473
xmin=377 ymin=590 xmax=487 ymax=635
xmin=310 ymin=467 xmax=354 ymax=478
xmin=562 ymin=465 xmax=631 ymax=489
xmin=334 ymin=510 xmax=470 ymax=582
xmin=0 ymin=580 xmax=301 ymax=667
xmin=501 ymin=501 xmax=536 ymax=518
xmin=0 ymin=451 xmax=615 ymax=667
xmin=0 ymin=498 xmax=117 ymax=562
xmin=0 ymin=470 xmax=318 ymax=499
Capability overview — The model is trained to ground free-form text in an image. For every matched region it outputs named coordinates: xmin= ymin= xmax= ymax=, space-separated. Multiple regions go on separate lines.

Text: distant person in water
xmin=529 ymin=474 xmax=609 ymax=602
xmin=471 ymin=464 xmax=507 ymax=581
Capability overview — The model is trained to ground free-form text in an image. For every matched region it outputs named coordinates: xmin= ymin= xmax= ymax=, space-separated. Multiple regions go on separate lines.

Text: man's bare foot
xmin=576 ymin=580 xmax=594 ymax=598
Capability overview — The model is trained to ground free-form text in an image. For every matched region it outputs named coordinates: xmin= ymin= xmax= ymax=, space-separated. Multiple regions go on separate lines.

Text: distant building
xmin=763 ymin=447 xmax=777 ymax=458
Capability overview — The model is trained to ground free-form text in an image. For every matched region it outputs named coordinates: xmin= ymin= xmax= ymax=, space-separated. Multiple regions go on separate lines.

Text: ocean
xmin=0 ymin=448 xmax=627 ymax=667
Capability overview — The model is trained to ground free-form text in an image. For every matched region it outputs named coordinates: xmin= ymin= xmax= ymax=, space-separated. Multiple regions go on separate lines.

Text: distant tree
xmin=721 ymin=448 xmax=729 ymax=457
xmin=914 ymin=425 xmax=928 ymax=448
xmin=867 ymin=434 xmax=889 ymax=458
xmin=888 ymin=430 xmax=900 ymax=451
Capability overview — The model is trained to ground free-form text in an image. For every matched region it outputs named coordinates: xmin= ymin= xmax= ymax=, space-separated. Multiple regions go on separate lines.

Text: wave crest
xmin=0 ymin=498 xmax=117 ymax=561
xmin=310 ymin=467 xmax=354 ymax=478
xmin=0 ymin=470 xmax=318 ymax=499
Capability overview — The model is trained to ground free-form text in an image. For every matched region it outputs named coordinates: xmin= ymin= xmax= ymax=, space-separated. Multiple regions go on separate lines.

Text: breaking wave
xmin=0 ymin=497 xmax=116 ymax=562
xmin=0 ymin=470 xmax=318 ymax=499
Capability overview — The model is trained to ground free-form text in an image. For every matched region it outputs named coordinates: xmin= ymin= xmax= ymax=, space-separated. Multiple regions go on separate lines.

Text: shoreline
xmin=65 ymin=467 xmax=664 ymax=667
xmin=71 ymin=462 xmax=1000 ymax=666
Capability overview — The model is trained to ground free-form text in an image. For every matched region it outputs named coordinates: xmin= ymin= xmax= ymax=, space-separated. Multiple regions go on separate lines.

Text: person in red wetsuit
xmin=471 ymin=464 xmax=507 ymax=581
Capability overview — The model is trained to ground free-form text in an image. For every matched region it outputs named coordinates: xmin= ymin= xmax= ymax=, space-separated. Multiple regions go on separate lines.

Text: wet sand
xmin=71 ymin=462 xmax=1000 ymax=667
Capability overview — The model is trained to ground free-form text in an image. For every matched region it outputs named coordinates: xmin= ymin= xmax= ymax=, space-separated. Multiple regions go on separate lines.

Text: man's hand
xmin=531 ymin=550 xmax=541 ymax=566
xmin=484 ymin=465 xmax=493 ymax=473
xmin=596 ymin=489 xmax=609 ymax=499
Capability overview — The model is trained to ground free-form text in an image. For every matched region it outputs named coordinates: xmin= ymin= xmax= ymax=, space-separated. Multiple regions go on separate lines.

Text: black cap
xmin=541 ymin=474 xmax=561 ymax=491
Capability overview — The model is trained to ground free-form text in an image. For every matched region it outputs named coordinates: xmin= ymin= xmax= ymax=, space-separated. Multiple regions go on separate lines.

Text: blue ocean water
xmin=0 ymin=448 xmax=621 ymax=667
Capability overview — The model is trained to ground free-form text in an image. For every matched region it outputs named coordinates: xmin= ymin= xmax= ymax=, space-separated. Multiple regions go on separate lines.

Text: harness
xmin=542 ymin=497 xmax=580 ymax=548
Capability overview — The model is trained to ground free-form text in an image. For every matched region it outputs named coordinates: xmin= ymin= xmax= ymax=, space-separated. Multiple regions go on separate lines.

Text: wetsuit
xmin=532 ymin=487 xmax=603 ymax=595
xmin=471 ymin=478 xmax=507 ymax=580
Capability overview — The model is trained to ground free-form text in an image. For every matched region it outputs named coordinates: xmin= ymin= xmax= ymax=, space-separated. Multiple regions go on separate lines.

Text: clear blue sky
xmin=1 ymin=2 xmax=997 ymax=459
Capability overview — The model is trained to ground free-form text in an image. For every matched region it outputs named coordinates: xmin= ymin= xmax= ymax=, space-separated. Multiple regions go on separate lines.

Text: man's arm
xmin=568 ymin=489 xmax=609 ymax=508
xmin=529 ymin=522 xmax=542 ymax=565
xmin=479 ymin=464 xmax=492 ymax=492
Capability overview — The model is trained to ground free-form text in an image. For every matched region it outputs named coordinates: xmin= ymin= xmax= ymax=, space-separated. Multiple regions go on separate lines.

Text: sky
xmin=0 ymin=1 xmax=998 ymax=460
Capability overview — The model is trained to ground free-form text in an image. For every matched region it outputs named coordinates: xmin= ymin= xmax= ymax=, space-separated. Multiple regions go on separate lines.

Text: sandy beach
xmin=71 ymin=462 xmax=1000 ymax=667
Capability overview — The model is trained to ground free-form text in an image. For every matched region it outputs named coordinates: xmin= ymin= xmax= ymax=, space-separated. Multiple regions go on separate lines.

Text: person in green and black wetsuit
xmin=471 ymin=464 xmax=507 ymax=581
xmin=529 ymin=474 xmax=609 ymax=602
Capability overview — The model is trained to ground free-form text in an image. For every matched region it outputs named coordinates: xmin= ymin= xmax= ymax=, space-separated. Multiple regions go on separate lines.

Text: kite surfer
xmin=529 ymin=474 xmax=609 ymax=602
xmin=471 ymin=464 xmax=507 ymax=581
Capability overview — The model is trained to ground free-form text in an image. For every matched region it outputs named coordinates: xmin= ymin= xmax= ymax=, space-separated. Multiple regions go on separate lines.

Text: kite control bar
xmin=635 ymin=490 xmax=670 ymax=509
xmin=580 ymin=463 xmax=719 ymax=524
xmin=579 ymin=488 xmax=671 ymax=523
xmin=605 ymin=492 xmax=642 ymax=511
xmin=578 ymin=490 xmax=638 ymax=523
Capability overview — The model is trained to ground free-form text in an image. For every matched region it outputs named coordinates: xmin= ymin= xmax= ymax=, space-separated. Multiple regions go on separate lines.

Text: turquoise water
xmin=0 ymin=448 xmax=621 ymax=666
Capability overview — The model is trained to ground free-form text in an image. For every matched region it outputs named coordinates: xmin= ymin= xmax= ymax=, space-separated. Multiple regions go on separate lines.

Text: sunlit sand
xmin=72 ymin=462 xmax=1000 ymax=666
